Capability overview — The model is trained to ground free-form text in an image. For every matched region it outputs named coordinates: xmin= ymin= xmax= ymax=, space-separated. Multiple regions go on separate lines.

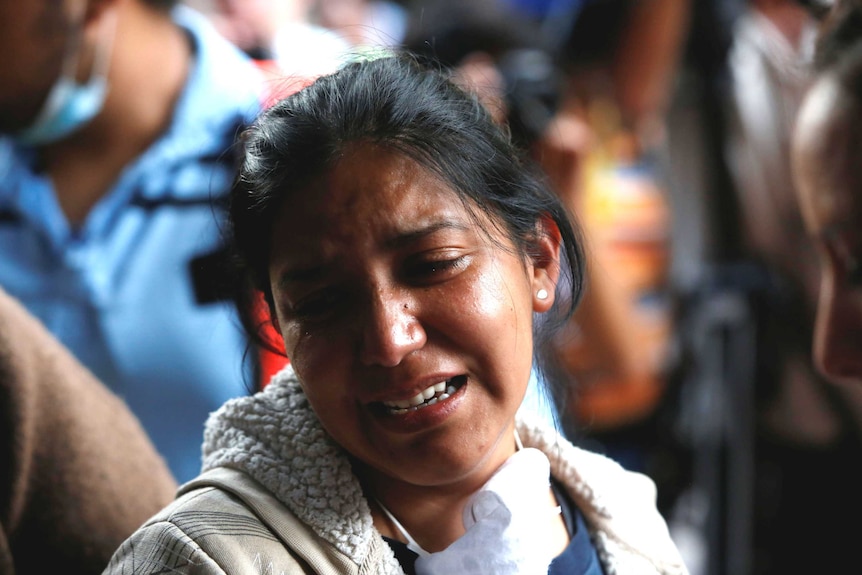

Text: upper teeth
xmin=384 ymin=381 xmax=449 ymax=410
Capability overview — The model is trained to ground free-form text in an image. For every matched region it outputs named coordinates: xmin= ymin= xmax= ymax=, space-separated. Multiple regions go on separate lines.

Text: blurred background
xmin=4 ymin=0 xmax=860 ymax=572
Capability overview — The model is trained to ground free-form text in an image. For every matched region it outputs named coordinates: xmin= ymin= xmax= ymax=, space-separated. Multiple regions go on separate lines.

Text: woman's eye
xmin=405 ymin=255 xmax=469 ymax=282
xmin=287 ymin=289 xmax=345 ymax=322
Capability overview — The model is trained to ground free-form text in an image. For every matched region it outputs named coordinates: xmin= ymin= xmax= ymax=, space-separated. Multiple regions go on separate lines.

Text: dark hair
xmin=229 ymin=54 xmax=584 ymax=399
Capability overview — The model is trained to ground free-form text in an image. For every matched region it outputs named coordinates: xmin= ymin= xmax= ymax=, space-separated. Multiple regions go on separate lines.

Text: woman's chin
xmin=362 ymin=424 xmax=517 ymax=494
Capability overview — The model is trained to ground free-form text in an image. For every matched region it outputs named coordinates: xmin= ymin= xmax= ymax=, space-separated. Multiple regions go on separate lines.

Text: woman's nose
xmin=358 ymin=290 xmax=427 ymax=367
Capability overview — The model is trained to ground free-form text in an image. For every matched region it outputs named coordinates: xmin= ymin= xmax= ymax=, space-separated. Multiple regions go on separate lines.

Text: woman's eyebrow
xmin=275 ymin=264 xmax=327 ymax=288
xmin=276 ymin=222 xmax=474 ymax=288
xmin=385 ymin=221 xmax=472 ymax=249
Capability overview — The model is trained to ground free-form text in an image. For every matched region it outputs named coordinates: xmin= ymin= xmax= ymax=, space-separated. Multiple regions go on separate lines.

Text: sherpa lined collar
xmin=201 ymin=366 xmax=688 ymax=575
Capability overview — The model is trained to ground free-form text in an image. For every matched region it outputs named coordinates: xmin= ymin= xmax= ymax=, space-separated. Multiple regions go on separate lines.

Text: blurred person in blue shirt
xmin=0 ymin=0 xmax=263 ymax=482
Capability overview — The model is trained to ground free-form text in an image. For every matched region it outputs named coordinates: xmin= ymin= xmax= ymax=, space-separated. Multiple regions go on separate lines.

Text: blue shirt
xmin=0 ymin=7 xmax=263 ymax=482
xmin=549 ymin=480 xmax=605 ymax=574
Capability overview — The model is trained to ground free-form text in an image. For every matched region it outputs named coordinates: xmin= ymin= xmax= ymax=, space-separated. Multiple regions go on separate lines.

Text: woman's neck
xmin=360 ymin=432 xmax=520 ymax=552
xmin=370 ymin=484 xmax=474 ymax=552
xmin=364 ymin=446 xmax=571 ymax=560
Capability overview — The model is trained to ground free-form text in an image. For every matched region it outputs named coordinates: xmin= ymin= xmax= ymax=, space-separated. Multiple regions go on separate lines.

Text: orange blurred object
xmin=556 ymin=101 xmax=672 ymax=430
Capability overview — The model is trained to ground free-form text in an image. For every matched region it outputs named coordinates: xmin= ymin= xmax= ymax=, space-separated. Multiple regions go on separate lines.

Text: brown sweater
xmin=0 ymin=288 xmax=177 ymax=575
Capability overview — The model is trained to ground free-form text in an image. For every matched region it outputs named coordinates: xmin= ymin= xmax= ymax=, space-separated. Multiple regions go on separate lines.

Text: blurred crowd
xmin=1 ymin=0 xmax=859 ymax=574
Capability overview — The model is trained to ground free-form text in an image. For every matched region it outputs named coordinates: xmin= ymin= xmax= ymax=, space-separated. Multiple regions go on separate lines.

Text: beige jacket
xmin=104 ymin=367 xmax=688 ymax=575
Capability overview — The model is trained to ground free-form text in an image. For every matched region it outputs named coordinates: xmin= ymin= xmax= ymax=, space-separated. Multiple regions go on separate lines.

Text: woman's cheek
xmin=473 ymin=264 xmax=529 ymax=326
xmin=278 ymin=319 xmax=302 ymax=360
xmin=281 ymin=319 xmax=325 ymax=380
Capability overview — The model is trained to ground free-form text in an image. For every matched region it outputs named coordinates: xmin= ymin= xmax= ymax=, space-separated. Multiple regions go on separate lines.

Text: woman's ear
xmin=531 ymin=214 xmax=563 ymax=313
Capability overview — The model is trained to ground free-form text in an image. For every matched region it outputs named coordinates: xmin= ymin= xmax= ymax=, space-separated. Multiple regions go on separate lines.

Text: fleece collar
xmin=201 ymin=366 xmax=396 ymax=570
xmin=201 ymin=366 xmax=687 ymax=575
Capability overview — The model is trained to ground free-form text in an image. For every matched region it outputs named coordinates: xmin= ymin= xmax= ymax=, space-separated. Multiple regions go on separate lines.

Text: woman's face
xmin=267 ymin=144 xmax=559 ymax=495
xmin=792 ymin=74 xmax=862 ymax=384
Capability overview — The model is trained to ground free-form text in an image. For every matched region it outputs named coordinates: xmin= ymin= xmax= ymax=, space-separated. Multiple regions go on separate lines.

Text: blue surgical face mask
xmin=15 ymin=11 xmax=116 ymax=146
xmin=15 ymin=76 xmax=108 ymax=146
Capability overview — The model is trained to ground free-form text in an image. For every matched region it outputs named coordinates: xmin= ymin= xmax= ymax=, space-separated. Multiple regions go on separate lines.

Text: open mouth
xmin=380 ymin=375 xmax=467 ymax=415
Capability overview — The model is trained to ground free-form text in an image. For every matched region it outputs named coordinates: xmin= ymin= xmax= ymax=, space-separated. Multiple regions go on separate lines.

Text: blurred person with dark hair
xmin=793 ymin=0 xmax=862 ymax=384
xmin=718 ymin=0 xmax=862 ymax=571
xmin=0 ymin=0 xmax=263 ymax=482
xmin=0 ymin=286 xmax=177 ymax=575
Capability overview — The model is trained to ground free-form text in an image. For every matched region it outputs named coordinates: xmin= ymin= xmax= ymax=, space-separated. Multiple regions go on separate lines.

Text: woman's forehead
xmin=271 ymin=146 xmax=492 ymax=252
xmin=314 ymin=146 xmax=462 ymax=218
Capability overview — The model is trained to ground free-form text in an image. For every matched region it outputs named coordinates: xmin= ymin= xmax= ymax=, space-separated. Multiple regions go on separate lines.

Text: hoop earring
xmin=536 ymin=288 xmax=549 ymax=301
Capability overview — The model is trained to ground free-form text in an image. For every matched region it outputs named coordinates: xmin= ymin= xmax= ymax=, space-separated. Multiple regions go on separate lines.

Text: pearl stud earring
xmin=536 ymin=288 xmax=549 ymax=300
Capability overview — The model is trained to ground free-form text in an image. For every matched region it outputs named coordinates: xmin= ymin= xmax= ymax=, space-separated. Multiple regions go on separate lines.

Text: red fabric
xmin=252 ymin=290 xmax=288 ymax=390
